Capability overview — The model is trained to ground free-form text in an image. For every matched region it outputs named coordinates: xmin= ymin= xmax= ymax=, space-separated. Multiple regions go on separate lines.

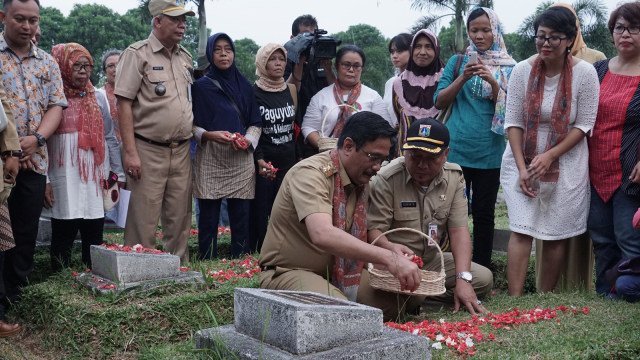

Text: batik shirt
xmin=0 ymin=33 xmax=67 ymax=175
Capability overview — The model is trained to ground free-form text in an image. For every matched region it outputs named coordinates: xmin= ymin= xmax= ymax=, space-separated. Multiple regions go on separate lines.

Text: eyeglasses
xmin=532 ymin=35 xmax=567 ymax=47
xmin=72 ymin=63 xmax=94 ymax=72
xmin=213 ymin=46 xmax=233 ymax=54
xmin=105 ymin=64 xmax=116 ymax=69
xmin=613 ymin=25 xmax=640 ymax=34
xmin=360 ymin=148 xmax=385 ymax=165
xmin=339 ymin=62 xmax=362 ymax=71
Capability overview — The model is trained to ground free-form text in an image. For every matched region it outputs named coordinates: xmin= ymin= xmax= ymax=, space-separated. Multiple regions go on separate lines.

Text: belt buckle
xmin=169 ymin=141 xmax=179 ymax=149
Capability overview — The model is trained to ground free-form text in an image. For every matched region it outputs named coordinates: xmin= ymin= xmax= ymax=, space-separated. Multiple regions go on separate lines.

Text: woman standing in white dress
xmin=500 ymin=6 xmax=599 ymax=295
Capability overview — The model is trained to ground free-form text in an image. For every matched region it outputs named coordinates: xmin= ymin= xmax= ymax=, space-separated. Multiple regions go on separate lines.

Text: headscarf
xmin=51 ymin=43 xmax=105 ymax=186
xmin=466 ymin=7 xmax=516 ymax=135
xmin=392 ymin=29 xmax=444 ymax=119
xmin=550 ymin=3 xmax=586 ymax=56
xmin=254 ymin=43 xmax=287 ymax=92
xmin=192 ymin=33 xmax=261 ymax=133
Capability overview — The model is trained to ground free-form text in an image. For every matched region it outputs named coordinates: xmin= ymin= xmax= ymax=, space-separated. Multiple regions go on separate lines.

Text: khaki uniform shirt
xmin=259 ymin=151 xmax=362 ymax=275
xmin=367 ymin=157 xmax=467 ymax=258
xmin=114 ymin=32 xmax=194 ymax=142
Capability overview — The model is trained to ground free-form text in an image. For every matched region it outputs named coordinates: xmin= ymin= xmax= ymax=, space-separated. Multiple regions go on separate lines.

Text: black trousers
xmin=198 ymin=198 xmax=250 ymax=260
xmin=50 ymin=218 xmax=104 ymax=271
xmin=462 ymin=167 xmax=500 ymax=269
xmin=249 ymin=171 xmax=285 ymax=254
xmin=1 ymin=170 xmax=46 ymax=311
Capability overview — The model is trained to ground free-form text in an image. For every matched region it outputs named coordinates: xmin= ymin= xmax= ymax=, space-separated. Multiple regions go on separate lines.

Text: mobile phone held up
xmin=468 ymin=51 xmax=478 ymax=64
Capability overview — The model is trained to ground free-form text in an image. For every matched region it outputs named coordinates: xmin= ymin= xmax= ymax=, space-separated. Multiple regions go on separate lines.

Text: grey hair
xmin=101 ymin=49 xmax=122 ymax=71
xmin=152 ymin=14 xmax=165 ymax=28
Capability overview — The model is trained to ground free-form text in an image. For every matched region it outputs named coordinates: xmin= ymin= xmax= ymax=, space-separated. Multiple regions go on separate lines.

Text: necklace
xmin=471 ymin=76 xmax=484 ymax=99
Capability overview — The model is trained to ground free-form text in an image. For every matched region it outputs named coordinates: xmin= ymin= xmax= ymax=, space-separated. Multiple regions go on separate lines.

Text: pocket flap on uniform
xmin=394 ymin=209 xmax=420 ymax=221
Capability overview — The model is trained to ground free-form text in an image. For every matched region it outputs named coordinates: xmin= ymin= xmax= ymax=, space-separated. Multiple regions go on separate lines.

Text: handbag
xmin=103 ymin=171 xmax=119 ymax=212
xmin=436 ymin=54 xmax=465 ymax=124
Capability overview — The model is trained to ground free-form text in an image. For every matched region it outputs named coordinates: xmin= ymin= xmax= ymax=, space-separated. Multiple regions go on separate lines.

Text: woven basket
xmin=367 ymin=227 xmax=446 ymax=296
xmin=318 ymin=104 xmax=358 ymax=152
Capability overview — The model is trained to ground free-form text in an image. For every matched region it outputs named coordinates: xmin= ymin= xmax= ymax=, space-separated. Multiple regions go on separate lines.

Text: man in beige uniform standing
xmin=115 ymin=0 xmax=195 ymax=262
xmin=357 ymin=118 xmax=493 ymax=320
xmin=259 ymin=112 xmax=421 ymax=301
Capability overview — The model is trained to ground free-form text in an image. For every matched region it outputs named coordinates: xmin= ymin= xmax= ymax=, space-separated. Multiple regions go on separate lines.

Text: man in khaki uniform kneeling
xmin=357 ymin=118 xmax=493 ymax=321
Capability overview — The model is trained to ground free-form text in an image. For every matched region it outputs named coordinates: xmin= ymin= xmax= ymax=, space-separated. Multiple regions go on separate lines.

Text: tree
xmin=332 ymin=24 xmax=394 ymax=95
xmin=234 ymin=38 xmax=260 ymax=83
xmin=436 ymin=19 xmax=467 ymax=65
xmin=409 ymin=0 xmax=493 ymax=54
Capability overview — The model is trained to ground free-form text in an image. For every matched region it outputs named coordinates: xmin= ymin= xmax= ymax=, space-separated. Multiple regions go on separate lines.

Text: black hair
xmin=337 ymin=111 xmax=397 ymax=150
xmin=3 ymin=0 xmax=39 ymax=11
xmin=291 ymin=14 xmax=318 ymax=36
xmin=608 ymin=2 xmax=640 ymax=35
xmin=335 ymin=45 xmax=366 ymax=68
xmin=101 ymin=49 xmax=122 ymax=72
xmin=466 ymin=8 xmax=488 ymax=29
xmin=388 ymin=33 xmax=412 ymax=53
xmin=533 ymin=6 xmax=578 ymax=40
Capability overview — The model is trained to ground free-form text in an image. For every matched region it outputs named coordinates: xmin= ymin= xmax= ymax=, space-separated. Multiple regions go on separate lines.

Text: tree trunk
xmin=197 ymin=0 xmax=207 ymax=62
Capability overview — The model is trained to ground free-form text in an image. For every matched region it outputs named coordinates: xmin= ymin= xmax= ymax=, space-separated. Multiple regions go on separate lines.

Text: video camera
xmin=284 ymin=29 xmax=342 ymax=65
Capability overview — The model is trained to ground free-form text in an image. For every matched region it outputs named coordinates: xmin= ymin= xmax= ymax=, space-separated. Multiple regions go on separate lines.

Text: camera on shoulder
xmin=285 ymin=29 xmax=342 ymax=65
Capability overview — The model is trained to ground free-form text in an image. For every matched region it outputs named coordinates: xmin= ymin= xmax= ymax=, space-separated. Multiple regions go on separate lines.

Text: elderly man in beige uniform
xmin=259 ymin=111 xmax=422 ymax=301
xmin=114 ymin=0 xmax=195 ymax=262
xmin=357 ymin=118 xmax=493 ymax=320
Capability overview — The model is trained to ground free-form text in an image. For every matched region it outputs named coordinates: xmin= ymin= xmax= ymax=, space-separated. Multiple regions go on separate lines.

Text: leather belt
xmin=134 ymin=133 xmax=188 ymax=149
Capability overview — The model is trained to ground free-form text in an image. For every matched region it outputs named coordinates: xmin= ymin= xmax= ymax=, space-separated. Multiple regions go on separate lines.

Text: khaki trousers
xmin=535 ymin=233 xmax=594 ymax=291
xmin=357 ymin=252 xmax=493 ymax=321
xmin=260 ymin=267 xmax=348 ymax=300
xmin=124 ymin=138 xmax=192 ymax=263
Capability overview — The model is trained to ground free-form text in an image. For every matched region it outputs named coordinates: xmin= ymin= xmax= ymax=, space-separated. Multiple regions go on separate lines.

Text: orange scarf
xmin=522 ymin=55 xmax=572 ymax=182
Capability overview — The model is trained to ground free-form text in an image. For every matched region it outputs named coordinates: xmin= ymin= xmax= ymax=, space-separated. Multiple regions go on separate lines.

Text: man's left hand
xmin=453 ymin=280 xmax=488 ymax=315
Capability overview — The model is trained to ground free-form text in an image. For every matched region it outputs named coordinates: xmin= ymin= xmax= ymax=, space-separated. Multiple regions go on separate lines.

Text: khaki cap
xmin=149 ymin=0 xmax=196 ymax=17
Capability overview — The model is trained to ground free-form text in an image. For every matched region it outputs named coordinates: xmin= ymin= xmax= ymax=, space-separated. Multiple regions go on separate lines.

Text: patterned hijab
xmin=392 ymin=29 xmax=444 ymax=119
xmin=255 ymin=43 xmax=287 ymax=92
xmin=51 ymin=43 xmax=105 ymax=185
xmin=466 ymin=7 xmax=516 ymax=135
xmin=550 ymin=3 xmax=586 ymax=56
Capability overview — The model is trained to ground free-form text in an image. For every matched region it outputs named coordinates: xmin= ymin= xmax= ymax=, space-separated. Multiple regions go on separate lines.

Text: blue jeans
xmin=588 ymin=186 xmax=640 ymax=294
xmin=615 ymin=275 xmax=640 ymax=302
xmin=197 ymin=198 xmax=250 ymax=260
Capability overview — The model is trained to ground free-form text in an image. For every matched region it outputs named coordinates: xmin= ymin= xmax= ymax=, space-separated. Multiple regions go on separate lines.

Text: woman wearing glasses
xmin=434 ymin=7 xmax=516 ymax=269
xmin=301 ymin=45 xmax=390 ymax=152
xmin=44 ymin=43 xmax=123 ymax=270
xmin=500 ymin=6 xmax=599 ymax=295
xmin=588 ymin=2 xmax=640 ymax=300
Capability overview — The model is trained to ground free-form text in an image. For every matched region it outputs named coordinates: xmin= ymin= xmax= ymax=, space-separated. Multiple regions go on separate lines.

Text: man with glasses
xmin=0 ymin=0 xmax=66 ymax=336
xmin=259 ymin=111 xmax=422 ymax=302
xmin=114 ymin=0 xmax=195 ymax=263
xmin=357 ymin=118 xmax=493 ymax=320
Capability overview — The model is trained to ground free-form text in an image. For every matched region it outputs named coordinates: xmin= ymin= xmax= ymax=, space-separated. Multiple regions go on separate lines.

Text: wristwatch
xmin=33 ymin=132 xmax=46 ymax=147
xmin=456 ymin=271 xmax=473 ymax=283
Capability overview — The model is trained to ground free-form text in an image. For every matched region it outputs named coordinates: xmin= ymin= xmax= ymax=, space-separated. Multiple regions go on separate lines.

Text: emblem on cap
xmin=419 ymin=124 xmax=431 ymax=137
xmin=176 ymin=0 xmax=185 ymax=5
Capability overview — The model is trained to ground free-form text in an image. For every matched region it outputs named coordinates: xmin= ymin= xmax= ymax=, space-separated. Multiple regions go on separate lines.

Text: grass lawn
xmin=0 ymin=212 xmax=638 ymax=359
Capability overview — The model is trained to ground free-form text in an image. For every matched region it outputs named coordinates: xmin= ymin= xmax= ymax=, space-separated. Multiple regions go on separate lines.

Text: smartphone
xmin=468 ymin=51 xmax=478 ymax=64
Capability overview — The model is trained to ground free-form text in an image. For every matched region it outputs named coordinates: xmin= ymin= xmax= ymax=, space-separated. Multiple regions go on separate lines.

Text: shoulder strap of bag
xmin=453 ymin=54 xmax=464 ymax=79
xmin=287 ymin=83 xmax=298 ymax=113
xmin=205 ymin=76 xmax=249 ymax=128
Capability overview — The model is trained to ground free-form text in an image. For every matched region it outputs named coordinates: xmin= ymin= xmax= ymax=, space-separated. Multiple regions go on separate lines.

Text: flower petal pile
xmin=205 ymin=255 xmax=260 ymax=283
xmin=386 ymin=306 xmax=590 ymax=357
xmin=100 ymin=243 xmax=163 ymax=254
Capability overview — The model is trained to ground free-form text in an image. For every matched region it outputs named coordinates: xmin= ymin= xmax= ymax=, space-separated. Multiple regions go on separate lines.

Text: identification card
xmin=428 ymin=223 xmax=438 ymax=246
xmin=188 ymin=85 xmax=192 ymax=102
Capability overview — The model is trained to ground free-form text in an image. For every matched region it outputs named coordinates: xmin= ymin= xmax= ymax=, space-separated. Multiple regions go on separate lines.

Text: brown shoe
xmin=0 ymin=320 xmax=21 ymax=337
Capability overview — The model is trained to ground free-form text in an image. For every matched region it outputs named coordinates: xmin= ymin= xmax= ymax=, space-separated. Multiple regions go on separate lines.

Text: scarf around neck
xmin=522 ymin=55 xmax=573 ymax=182
xmin=329 ymin=148 xmax=367 ymax=300
xmin=254 ymin=43 xmax=288 ymax=92
xmin=330 ymin=81 xmax=361 ymax=137
xmin=51 ymin=43 xmax=105 ymax=186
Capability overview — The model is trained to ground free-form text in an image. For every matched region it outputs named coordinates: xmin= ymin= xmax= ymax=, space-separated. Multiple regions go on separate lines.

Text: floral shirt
xmin=0 ymin=33 xmax=67 ymax=175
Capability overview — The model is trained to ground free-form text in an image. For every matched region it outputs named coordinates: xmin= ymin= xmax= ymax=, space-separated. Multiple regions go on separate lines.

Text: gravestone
xmin=196 ymin=288 xmax=431 ymax=359
xmin=78 ymin=245 xmax=204 ymax=295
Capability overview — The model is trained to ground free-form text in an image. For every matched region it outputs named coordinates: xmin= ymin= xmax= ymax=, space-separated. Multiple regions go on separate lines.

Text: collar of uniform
xmin=0 ymin=32 xmax=41 ymax=59
xmin=337 ymin=154 xmax=355 ymax=191
xmin=148 ymin=32 xmax=181 ymax=55
xmin=401 ymin=157 xmax=445 ymax=188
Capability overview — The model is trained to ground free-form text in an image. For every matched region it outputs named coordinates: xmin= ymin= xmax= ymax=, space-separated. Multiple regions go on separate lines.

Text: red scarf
xmin=104 ymin=82 xmax=121 ymax=142
xmin=330 ymin=81 xmax=361 ymax=137
xmin=51 ymin=43 xmax=105 ymax=186
xmin=522 ymin=55 xmax=573 ymax=182
xmin=329 ymin=148 xmax=368 ymax=299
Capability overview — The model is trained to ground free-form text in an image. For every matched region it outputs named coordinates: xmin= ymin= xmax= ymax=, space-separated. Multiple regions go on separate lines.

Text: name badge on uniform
xmin=188 ymin=85 xmax=192 ymax=102
xmin=428 ymin=223 xmax=438 ymax=246
xmin=152 ymin=66 xmax=164 ymax=70
xmin=401 ymin=201 xmax=416 ymax=208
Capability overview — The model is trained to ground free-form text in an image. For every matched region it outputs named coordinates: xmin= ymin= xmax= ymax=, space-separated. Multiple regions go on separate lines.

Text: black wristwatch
xmin=33 ymin=132 xmax=46 ymax=147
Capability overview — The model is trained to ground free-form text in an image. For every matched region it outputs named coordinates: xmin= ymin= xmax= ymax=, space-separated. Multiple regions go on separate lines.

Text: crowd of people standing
xmin=0 ymin=0 xmax=639 ymax=336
